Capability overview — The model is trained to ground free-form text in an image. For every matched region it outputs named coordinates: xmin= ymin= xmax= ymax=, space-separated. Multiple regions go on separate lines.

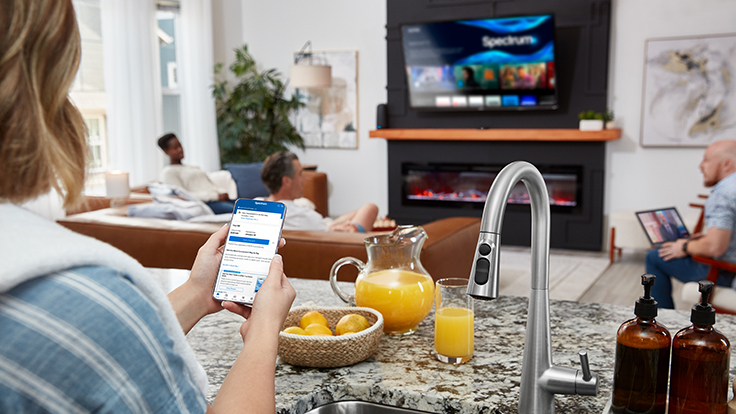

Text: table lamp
xmin=105 ymin=171 xmax=130 ymax=208
xmin=290 ymin=41 xmax=331 ymax=89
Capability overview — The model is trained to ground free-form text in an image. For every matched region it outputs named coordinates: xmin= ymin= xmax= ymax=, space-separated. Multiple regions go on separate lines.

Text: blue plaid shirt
xmin=0 ymin=266 xmax=206 ymax=413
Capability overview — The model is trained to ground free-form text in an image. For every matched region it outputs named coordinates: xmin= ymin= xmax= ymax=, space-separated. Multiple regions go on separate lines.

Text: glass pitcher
xmin=329 ymin=225 xmax=434 ymax=335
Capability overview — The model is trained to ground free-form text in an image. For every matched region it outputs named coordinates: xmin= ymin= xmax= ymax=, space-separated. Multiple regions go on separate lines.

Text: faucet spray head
xmin=466 ymin=232 xmax=500 ymax=300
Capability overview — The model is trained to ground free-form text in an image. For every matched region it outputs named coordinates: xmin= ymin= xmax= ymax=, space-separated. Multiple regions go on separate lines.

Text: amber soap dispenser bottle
xmin=611 ymin=274 xmax=671 ymax=414
xmin=669 ymin=280 xmax=731 ymax=414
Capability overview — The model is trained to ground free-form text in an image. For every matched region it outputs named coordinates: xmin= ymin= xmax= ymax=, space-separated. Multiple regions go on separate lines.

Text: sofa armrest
xmin=279 ymin=217 xmax=480 ymax=282
xmin=65 ymin=193 xmax=153 ymax=215
xmin=58 ymin=208 xmax=220 ymax=269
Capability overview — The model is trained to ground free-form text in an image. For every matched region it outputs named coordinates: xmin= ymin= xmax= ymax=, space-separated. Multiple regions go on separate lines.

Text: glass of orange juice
xmin=434 ymin=278 xmax=474 ymax=364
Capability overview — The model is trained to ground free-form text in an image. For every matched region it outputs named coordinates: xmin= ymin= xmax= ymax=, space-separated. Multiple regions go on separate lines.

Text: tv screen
xmin=401 ymin=14 xmax=557 ymax=111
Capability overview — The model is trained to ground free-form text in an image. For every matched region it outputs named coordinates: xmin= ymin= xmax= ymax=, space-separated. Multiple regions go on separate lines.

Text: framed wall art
xmin=293 ymin=50 xmax=358 ymax=149
xmin=640 ymin=33 xmax=736 ymax=147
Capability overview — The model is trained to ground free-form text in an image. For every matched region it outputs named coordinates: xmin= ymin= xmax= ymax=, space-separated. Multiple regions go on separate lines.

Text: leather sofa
xmin=59 ymin=171 xmax=481 ymax=281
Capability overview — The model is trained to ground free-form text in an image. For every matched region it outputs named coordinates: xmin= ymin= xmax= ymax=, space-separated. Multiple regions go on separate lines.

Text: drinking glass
xmin=434 ymin=278 xmax=474 ymax=364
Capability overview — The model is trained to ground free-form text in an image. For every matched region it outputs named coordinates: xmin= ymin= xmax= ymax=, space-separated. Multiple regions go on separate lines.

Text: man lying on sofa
xmin=260 ymin=151 xmax=378 ymax=232
xmin=157 ymin=133 xmax=235 ymax=214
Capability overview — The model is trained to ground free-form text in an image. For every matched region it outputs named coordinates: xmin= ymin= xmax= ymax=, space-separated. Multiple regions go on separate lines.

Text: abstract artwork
xmin=293 ymin=51 xmax=358 ymax=149
xmin=640 ymin=33 xmax=736 ymax=147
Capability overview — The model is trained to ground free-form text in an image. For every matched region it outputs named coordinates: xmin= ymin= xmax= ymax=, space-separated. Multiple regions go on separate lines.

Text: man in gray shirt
xmin=648 ymin=139 xmax=736 ymax=308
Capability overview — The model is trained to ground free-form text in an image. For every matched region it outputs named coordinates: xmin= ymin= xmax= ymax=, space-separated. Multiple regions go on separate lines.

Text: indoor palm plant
xmin=213 ymin=45 xmax=304 ymax=165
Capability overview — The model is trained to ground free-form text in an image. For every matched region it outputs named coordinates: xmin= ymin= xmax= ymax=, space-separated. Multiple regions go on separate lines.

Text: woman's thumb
xmin=264 ymin=254 xmax=284 ymax=287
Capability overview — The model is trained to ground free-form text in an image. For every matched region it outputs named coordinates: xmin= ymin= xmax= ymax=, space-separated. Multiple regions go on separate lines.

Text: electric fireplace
xmin=403 ymin=163 xmax=581 ymax=209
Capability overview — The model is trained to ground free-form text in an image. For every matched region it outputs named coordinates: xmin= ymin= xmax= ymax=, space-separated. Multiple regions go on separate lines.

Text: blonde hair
xmin=0 ymin=0 xmax=87 ymax=208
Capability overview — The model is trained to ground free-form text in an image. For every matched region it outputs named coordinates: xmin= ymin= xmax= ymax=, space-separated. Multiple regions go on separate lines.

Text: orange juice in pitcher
xmin=355 ymin=269 xmax=434 ymax=334
xmin=330 ymin=226 xmax=435 ymax=335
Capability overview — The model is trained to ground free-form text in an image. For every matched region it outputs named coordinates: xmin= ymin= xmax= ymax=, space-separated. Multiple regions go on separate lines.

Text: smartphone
xmin=212 ymin=199 xmax=286 ymax=306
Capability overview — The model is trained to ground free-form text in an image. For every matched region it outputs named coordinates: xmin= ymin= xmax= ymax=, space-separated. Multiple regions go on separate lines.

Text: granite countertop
xmin=185 ymin=278 xmax=736 ymax=414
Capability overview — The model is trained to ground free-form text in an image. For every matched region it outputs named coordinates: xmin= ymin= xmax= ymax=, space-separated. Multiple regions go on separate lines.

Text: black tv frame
xmin=400 ymin=13 xmax=559 ymax=113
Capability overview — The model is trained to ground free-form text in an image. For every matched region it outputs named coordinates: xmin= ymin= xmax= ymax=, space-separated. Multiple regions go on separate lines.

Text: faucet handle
xmin=575 ymin=349 xmax=598 ymax=396
xmin=579 ymin=350 xmax=592 ymax=381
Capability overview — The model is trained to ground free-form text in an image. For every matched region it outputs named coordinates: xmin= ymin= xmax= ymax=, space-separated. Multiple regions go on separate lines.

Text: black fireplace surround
xmin=389 ymin=140 xmax=605 ymax=251
xmin=383 ymin=0 xmax=611 ymax=251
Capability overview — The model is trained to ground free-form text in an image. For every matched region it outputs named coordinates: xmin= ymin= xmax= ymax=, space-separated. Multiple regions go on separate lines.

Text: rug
xmin=497 ymin=248 xmax=610 ymax=301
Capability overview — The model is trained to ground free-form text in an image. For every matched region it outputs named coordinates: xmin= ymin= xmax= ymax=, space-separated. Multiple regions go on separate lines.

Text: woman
xmin=0 ymin=1 xmax=295 ymax=412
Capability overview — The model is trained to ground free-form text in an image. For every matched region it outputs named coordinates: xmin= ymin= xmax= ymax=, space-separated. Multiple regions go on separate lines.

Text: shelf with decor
xmin=369 ymin=128 xmax=621 ymax=142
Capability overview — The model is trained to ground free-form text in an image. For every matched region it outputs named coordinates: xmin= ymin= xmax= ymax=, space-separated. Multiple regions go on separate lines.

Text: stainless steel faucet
xmin=466 ymin=161 xmax=599 ymax=414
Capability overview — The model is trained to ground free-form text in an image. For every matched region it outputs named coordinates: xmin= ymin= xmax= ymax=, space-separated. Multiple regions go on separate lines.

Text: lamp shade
xmin=290 ymin=64 xmax=332 ymax=88
xmin=105 ymin=171 xmax=130 ymax=199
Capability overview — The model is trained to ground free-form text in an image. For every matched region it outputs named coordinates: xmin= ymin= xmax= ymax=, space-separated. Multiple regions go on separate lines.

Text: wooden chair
xmin=688 ymin=196 xmax=736 ymax=314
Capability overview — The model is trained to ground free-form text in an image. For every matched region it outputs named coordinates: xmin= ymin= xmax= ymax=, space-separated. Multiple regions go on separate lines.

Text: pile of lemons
xmin=283 ymin=311 xmax=371 ymax=336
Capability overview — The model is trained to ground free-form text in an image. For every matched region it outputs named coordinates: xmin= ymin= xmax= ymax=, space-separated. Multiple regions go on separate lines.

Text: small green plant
xmin=212 ymin=45 xmax=305 ymax=165
xmin=578 ymin=109 xmax=614 ymax=122
xmin=578 ymin=110 xmax=604 ymax=120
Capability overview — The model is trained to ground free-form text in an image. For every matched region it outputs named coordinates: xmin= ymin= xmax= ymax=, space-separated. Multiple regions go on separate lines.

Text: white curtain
xmin=100 ymin=0 xmax=164 ymax=186
xmin=177 ymin=0 xmax=221 ymax=172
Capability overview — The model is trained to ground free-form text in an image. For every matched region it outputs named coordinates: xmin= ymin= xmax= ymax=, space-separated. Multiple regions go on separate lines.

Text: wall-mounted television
xmin=401 ymin=14 xmax=557 ymax=111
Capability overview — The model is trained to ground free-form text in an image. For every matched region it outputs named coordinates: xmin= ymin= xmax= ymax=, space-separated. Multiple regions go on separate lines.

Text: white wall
xmin=212 ymin=0 xmax=243 ymax=86
xmin=229 ymin=0 xmax=388 ymax=217
xmin=606 ymin=0 xmax=736 ymax=223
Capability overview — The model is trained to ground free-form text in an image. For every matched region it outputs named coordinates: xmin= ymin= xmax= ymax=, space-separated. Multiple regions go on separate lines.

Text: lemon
xmin=299 ymin=311 xmax=329 ymax=330
xmin=282 ymin=326 xmax=307 ymax=335
xmin=304 ymin=323 xmax=333 ymax=336
xmin=335 ymin=314 xmax=371 ymax=336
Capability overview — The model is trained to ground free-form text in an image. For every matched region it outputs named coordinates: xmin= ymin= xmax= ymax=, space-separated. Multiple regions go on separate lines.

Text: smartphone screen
xmin=212 ymin=199 xmax=286 ymax=306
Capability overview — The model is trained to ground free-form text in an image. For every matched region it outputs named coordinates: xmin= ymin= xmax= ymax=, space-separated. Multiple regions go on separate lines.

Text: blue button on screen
xmin=502 ymin=95 xmax=520 ymax=107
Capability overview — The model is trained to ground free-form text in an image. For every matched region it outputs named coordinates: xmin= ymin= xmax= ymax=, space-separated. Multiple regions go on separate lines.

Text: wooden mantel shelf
xmin=369 ymin=128 xmax=621 ymax=142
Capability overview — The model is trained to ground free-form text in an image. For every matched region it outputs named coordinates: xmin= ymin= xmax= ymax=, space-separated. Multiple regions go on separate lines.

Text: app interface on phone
xmin=213 ymin=200 xmax=285 ymax=304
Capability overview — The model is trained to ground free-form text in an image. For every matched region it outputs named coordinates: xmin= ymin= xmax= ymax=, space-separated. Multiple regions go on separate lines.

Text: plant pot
xmin=579 ymin=120 xmax=604 ymax=131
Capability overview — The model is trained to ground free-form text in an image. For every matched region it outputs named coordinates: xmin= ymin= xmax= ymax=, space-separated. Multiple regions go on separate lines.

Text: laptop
xmin=635 ymin=207 xmax=691 ymax=247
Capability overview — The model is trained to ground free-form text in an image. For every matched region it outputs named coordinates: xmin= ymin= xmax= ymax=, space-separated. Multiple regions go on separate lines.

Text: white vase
xmin=579 ymin=120 xmax=604 ymax=131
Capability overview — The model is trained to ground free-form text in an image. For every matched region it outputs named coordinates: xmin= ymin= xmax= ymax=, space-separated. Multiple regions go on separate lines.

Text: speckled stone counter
xmin=185 ymin=278 xmax=736 ymax=414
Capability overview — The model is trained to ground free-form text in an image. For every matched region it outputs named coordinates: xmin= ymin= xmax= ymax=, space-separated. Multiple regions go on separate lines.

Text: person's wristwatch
xmin=682 ymin=241 xmax=689 ymax=256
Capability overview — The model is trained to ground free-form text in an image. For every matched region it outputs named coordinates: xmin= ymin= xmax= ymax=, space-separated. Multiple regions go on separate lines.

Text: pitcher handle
xmin=329 ymin=256 xmax=364 ymax=305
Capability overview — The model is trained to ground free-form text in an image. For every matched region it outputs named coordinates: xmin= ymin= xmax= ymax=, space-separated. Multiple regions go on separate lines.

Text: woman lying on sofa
xmin=0 ymin=1 xmax=294 ymax=413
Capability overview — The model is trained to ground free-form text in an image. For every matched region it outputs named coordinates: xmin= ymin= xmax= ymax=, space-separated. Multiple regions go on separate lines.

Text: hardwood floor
xmin=578 ymin=250 xmax=646 ymax=307
xmin=576 ymin=249 xmax=692 ymax=311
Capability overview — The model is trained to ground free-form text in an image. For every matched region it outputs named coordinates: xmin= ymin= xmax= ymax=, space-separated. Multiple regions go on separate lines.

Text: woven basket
xmin=278 ymin=306 xmax=384 ymax=368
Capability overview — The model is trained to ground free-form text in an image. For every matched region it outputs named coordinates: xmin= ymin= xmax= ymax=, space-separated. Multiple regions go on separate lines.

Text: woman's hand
xmin=187 ymin=224 xmax=230 ymax=315
xmin=224 ymin=254 xmax=296 ymax=340
xmin=169 ymin=224 xmax=287 ymax=334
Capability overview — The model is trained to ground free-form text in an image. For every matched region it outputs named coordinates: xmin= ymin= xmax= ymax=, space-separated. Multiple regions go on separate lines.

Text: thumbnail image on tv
xmin=401 ymin=14 xmax=557 ymax=110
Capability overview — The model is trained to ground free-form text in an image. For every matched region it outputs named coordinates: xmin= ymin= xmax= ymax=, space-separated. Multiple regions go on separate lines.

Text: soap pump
xmin=611 ymin=274 xmax=671 ymax=414
xmin=669 ymin=280 xmax=731 ymax=414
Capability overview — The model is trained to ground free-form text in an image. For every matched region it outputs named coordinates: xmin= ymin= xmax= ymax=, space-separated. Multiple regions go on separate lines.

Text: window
xmin=69 ymin=0 xmax=183 ymax=194
xmin=71 ymin=0 xmax=108 ymax=195
xmin=157 ymin=2 xmax=182 ymax=138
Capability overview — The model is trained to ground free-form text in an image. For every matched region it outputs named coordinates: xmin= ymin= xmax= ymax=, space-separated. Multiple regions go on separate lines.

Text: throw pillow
xmin=224 ymin=163 xmax=270 ymax=199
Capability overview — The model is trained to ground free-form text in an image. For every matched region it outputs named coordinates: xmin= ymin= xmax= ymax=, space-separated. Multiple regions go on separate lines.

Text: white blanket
xmin=0 ymin=203 xmax=208 ymax=393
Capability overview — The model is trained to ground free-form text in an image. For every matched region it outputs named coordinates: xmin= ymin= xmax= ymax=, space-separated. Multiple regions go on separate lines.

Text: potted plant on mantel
xmin=212 ymin=45 xmax=305 ymax=165
xmin=578 ymin=110 xmax=614 ymax=131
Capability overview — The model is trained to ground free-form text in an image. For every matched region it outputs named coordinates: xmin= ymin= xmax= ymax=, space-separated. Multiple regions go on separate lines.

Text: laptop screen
xmin=635 ymin=207 xmax=691 ymax=246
